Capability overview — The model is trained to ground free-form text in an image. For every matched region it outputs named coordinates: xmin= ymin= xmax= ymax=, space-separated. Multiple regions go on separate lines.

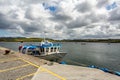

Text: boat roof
xmin=39 ymin=41 xmax=61 ymax=48
xmin=23 ymin=41 xmax=61 ymax=49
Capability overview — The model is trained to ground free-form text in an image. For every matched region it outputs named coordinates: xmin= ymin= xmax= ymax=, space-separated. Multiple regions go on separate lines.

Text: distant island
xmin=0 ymin=37 xmax=120 ymax=43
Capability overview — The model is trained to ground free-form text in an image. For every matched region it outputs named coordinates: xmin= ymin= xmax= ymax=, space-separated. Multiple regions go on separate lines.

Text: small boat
xmin=20 ymin=40 xmax=67 ymax=62
xmin=81 ymin=42 xmax=86 ymax=45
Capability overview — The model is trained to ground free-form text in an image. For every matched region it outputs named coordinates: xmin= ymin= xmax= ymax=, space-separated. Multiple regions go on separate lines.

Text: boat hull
xmin=38 ymin=52 xmax=67 ymax=62
xmin=21 ymin=48 xmax=67 ymax=62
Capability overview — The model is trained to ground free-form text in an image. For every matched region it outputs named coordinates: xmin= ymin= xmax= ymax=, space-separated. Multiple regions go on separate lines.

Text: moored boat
xmin=19 ymin=40 xmax=67 ymax=62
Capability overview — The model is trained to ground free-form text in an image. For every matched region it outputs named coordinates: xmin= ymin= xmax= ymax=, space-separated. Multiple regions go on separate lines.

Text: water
xmin=0 ymin=42 xmax=120 ymax=72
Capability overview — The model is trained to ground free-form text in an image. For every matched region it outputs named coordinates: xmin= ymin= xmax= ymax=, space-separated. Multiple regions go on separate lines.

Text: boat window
xmin=58 ymin=47 xmax=59 ymax=50
xmin=46 ymin=48 xmax=49 ymax=52
xmin=51 ymin=47 xmax=53 ymax=52
xmin=40 ymin=48 xmax=44 ymax=52
xmin=40 ymin=48 xmax=42 ymax=52
xmin=54 ymin=47 xmax=56 ymax=52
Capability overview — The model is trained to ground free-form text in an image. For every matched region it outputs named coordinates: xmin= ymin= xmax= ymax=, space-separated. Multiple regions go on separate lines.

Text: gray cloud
xmin=96 ymin=0 xmax=108 ymax=8
xmin=86 ymin=12 xmax=105 ymax=23
xmin=65 ymin=11 xmax=106 ymax=29
xmin=108 ymin=9 xmax=120 ymax=21
xmin=50 ymin=13 xmax=72 ymax=22
xmin=66 ymin=15 xmax=93 ymax=29
xmin=55 ymin=25 xmax=64 ymax=31
xmin=0 ymin=13 xmax=13 ymax=29
xmin=75 ymin=1 xmax=92 ymax=13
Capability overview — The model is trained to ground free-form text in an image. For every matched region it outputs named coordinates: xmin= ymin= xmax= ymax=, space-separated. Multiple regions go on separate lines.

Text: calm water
xmin=0 ymin=42 xmax=120 ymax=71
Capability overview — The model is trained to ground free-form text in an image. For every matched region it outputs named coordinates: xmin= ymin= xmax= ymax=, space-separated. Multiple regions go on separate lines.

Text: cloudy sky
xmin=0 ymin=0 xmax=120 ymax=39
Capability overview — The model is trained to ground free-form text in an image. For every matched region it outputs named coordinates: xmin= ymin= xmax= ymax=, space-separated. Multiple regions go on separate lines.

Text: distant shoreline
xmin=0 ymin=38 xmax=120 ymax=43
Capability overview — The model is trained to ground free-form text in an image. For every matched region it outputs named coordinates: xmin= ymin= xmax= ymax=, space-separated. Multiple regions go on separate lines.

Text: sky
xmin=0 ymin=0 xmax=120 ymax=39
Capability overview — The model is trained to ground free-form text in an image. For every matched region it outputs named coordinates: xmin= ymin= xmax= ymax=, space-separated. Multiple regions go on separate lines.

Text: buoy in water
xmin=60 ymin=61 xmax=66 ymax=64
xmin=115 ymin=71 xmax=120 ymax=76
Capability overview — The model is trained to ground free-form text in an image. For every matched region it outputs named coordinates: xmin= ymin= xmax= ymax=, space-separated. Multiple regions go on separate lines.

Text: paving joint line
xmin=0 ymin=58 xmax=21 ymax=63
xmin=16 ymin=72 xmax=35 ymax=80
xmin=0 ymin=64 xmax=30 ymax=73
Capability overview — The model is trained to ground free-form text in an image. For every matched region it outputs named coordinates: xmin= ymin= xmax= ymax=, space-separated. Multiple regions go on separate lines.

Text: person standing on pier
xmin=19 ymin=41 xmax=23 ymax=52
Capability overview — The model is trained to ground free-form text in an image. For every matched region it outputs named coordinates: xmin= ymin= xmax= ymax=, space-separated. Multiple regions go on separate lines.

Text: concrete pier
xmin=32 ymin=64 xmax=120 ymax=80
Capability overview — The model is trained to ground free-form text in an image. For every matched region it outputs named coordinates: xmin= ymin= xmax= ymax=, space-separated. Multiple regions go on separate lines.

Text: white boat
xmin=20 ymin=40 xmax=67 ymax=62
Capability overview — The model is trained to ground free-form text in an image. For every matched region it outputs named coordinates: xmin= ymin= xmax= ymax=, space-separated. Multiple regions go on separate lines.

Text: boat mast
xmin=43 ymin=31 xmax=46 ymax=42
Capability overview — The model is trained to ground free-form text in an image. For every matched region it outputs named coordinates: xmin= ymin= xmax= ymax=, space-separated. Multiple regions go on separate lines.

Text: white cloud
xmin=25 ymin=4 xmax=52 ymax=20
xmin=0 ymin=0 xmax=120 ymax=39
xmin=16 ymin=25 xmax=24 ymax=34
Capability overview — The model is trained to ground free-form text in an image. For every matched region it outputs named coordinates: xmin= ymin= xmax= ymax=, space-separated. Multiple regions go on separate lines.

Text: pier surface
xmin=32 ymin=64 xmax=120 ymax=80
xmin=0 ymin=47 xmax=120 ymax=80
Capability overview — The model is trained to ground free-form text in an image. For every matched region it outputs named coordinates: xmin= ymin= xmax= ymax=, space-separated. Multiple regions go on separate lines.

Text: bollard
xmin=4 ymin=50 xmax=10 ymax=55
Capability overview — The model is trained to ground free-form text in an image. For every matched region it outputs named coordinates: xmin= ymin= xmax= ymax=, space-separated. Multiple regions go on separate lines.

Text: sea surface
xmin=0 ymin=42 xmax=120 ymax=72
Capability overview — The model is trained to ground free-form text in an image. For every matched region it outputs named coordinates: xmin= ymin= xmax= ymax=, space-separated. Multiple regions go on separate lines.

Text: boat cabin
xmin=37 ymin=41 xmax=61 ymax=55
xmin=21 ymin=41 xmax=61 ymax=56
